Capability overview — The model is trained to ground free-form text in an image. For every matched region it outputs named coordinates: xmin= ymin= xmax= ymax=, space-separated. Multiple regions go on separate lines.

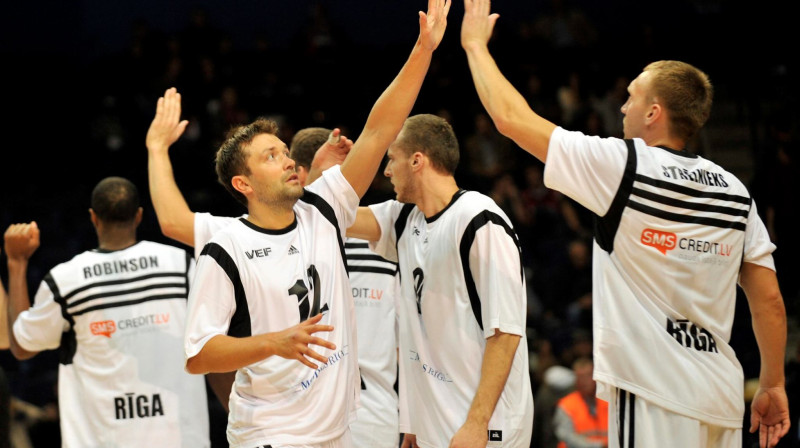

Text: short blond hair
xmin=644 ymin=61 xmax=713 ymax=142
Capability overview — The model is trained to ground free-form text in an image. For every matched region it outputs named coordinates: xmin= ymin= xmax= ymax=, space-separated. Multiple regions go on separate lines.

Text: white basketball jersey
xmin=369 ymin=192 xmax=534 ymax=448
xmin=184 ymin=166 xmax=361 ymax=447
xmin=13 ymin=241 xmax=209 ymax=448
xmin=345 ymin=237 xmax=399 ymax=447
xmin=544 ymin=127 xmax=776 ymax=427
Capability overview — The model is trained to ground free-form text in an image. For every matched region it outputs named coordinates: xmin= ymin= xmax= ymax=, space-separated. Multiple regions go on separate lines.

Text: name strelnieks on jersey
xmin=114 ymin=393 xmax=164 ymax=420
xmin=661 ymin=165 xmax=729 ymax=188
xmin=83 ymin=256 xmax=159 ymax=279
xmin=665 ymin=317 xmax=718 ymax=353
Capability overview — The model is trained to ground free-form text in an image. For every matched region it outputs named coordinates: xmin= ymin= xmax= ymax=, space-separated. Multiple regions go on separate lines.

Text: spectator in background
xmin=554 ymin=357 xmax=608 ymax=448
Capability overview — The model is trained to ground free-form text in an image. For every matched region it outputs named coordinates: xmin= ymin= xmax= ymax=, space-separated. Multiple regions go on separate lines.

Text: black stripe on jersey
xmin=394 ymin=203 xmax=416 ymax=281
xmin=345 ymin=254 xmax=398 ymax=265
xmin=45 ymin=273 xmax=77 ymax=365
xmin=628 ymin=200 xmax=747 ymax=231
xmin=634 ymin=174 xmax=750 ymax=205
xmin=348 ymin=266 xmax=398 ymax=276
xmin=459 ymin=211 xmax=523 ymax=331
xmin=184 ymin=250 xmax=192 ymax=293
xmin=62 ymin=272 xmax=187 ymax=301
xmin=67 ymin=282 xmax=186 ymax=310
xmin=631 ymin=187 xmax=749 ymax=218
xmin=299 ymin=189 xmax=348 ymax=275
xmin=202 ymin=243 xmax=252 ymax=338
xmin=344 ymin=242 xmax=369 ymax=249
xmin=618 ymin=388 xmax=626 ymax=448
xmin=70 ymin=293 xmax=187 ymax=316
xmin=426 ymin=189 xmax=466 ymax=223
xmin=629 ymin=392 xmax=636 ymax=448
xmin=595 ymin=139 xmax=637 ymax=254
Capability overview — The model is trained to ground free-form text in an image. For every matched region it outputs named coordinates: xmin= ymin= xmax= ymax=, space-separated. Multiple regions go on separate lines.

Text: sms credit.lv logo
xmin=641 ymin=228 xmax=677 ymax=255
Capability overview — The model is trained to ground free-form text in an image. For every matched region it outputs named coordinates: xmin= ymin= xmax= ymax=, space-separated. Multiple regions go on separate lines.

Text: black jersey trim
xmin=45 ymin=273 xmax=77 ymax=365
xmin=91 ymin=241 xmax=143 ymax=253
xmin=426 ymin=190 xmax=466 ymax=223
xmin=629 ymin=392 xmax=636 ymax=447
xmin=184 ymin=250 xmax=192 ymax=292
xmin=299 ymin=189 xmax=348 ymax=275
xmin=62 ymin=272 xmax=187 ymax=301
xmin=628 ymin=200 xmax=747 ymax=231
xmin=344 ymin=242 xmax=369 ymax=249
xmin=631 ymin=187 xmax=749 ymax=218
xmin=67 ymin=282 xmax=187 ymax=310
xmin=595 ymin=139 xmax=638 ymax=254
xmin=393 ymin=203 xmax=416 ymax=281
xmin=344 ymin=253 xmax=398 ymax=265
xmin=238 ymin=216 xmax=297 ymax=235
xmin=634 ymin=174 xmax=750 ymax=205
xmin=618 ymin=388 xmax=626 ymax=448
xmin=459 ymin=211 xmax=523 ymax=331
xmin=70 ymin=293 xmax=187 ymax=316
xmin=201 ymin=243 xmax=252 ymax=338
xmin=347 ymin=266 xmax=398 ymax=276
xmin=656 ymin=145 xmax=696 ymax=158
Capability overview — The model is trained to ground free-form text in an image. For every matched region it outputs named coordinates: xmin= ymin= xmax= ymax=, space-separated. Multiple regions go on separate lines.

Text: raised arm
xmin=146 ymin=87 xmax=195 ymax=246
xmin=341 ymin=0 xmax=451 ymax=197
xmin=4 ymin=222 xmax=41 ymax=360
xmin=461 ymin=0 xmax=556 ymax=162
xmin=346 ymin=207 xmax=382 ymax=242
xmin=739 ymin=262 xmax=790 ymax=448
xmin=306 ymin=128 xmax=354 ymax=185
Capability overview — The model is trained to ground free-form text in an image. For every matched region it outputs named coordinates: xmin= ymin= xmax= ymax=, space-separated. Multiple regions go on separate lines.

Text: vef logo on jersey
xmin=90 ymin=320 xmax=117 ymax=338
xmin=641 ymin=228 xmax=677 ymax=255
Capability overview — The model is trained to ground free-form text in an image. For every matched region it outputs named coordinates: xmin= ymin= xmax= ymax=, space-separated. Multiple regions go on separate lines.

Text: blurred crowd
xmin=2 ymin=1 xmax=798 ymax=446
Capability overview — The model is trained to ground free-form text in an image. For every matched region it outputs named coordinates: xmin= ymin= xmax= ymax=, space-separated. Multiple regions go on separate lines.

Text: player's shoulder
xmin=453 ymin=191 xmax=512 ymax=223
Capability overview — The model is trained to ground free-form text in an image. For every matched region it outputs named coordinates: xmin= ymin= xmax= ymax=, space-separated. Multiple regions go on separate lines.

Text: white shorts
xmin=609 ymin=388 xmax=741 ymax=448
xmin=271 ymin=429 xmax=353 ymax=448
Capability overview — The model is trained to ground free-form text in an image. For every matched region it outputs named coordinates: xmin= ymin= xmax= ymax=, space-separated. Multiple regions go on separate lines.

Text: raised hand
xmin=146 ymin=87 xmax=189 ymax=153
xmin=461 ymin=0 xmax=499 ymax=51
xmin=267 ymin=313 xmax=337 ymax=369
xmin=750 ymin=386 xmax=790 ymax=448
xmin=4 ymin=222 xmax=40 ymax=262
xmin=419 ymin=0 xmax=451 ymax=51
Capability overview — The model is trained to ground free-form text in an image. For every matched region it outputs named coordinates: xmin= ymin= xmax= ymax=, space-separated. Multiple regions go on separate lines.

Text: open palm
xmin=419 ymin=0 xmax=451 ymax=51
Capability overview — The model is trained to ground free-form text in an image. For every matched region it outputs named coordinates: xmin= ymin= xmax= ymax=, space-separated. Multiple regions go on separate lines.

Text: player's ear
xmin=232 ymin=175 xmax=252 ymax=196
xmin=411 ymin=152 xmax=424 ymax=170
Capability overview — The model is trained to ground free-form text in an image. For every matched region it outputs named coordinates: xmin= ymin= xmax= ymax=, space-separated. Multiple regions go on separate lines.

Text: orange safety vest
xmin=556 ymin=390 xmax=609 ymax=448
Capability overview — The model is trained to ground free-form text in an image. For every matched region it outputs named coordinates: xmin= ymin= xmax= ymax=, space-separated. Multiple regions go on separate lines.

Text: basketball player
xmin=461 ymin=1 xmax=789 ymax=446
xmin=182 ymin=2 xmax=449 ymax=446
xmin=4 ymin=178 xmax=209 ymax=447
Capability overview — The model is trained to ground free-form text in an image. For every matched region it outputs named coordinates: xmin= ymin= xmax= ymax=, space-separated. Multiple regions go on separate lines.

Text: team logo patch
xmin=640 ymin=228 xmax=676 ymax=255
xmin=489 ymin=430 xmax=503 ymax=441
xmin=90 ymin=320 xmax=117 ymax=338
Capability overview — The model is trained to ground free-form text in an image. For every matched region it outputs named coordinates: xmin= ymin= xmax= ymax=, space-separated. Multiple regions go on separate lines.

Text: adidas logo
xmin=288 ymin=245 xmax=299 ymax=255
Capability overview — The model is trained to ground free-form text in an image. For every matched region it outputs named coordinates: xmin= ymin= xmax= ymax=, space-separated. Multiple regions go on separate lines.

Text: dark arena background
xmin=1 ymin=0 xmax=798 ymax=446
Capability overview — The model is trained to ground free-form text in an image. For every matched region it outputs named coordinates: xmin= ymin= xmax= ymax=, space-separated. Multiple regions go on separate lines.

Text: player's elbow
xmin=185 ymin=354 xmax=208 ymax=375
xmin=9 ymin=341 xmax=37 ymax=361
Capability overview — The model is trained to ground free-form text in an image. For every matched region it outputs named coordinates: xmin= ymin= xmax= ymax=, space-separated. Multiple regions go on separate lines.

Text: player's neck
xmin=96 ymin=228 xmax=137 ymax=251
xmin=417 ymin=174 xmax=459 ymax=219
xmin=246 ymin=202 xmax=296 ymax=230
xmin=642 ymin=128 xmax=686 ymax=151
